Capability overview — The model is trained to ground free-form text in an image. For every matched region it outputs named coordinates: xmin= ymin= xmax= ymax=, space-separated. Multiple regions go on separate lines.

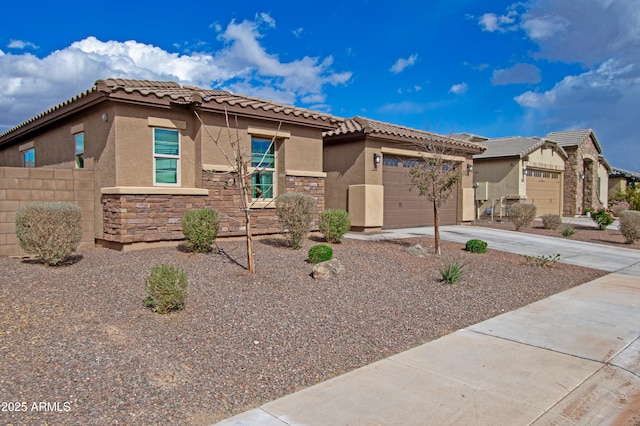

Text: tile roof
xmin=1 ymin=78 xmax=341 ymax=139
xmin=610 ymin=167 xmax=640 ymax=181
xmin=544 ymin=129 xmax=602 ymax=153
xmin=473 ymin=136 xmax=568 ymax=160
xmin=324 ymin=116 xmax=485 ymax=153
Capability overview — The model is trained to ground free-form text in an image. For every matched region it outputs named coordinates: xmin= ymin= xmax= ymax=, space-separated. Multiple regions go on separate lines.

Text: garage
xmin=526 ymin=169 xmax=562 ymax=216
xmin=382 ymin=157 xmax=458 ymax=229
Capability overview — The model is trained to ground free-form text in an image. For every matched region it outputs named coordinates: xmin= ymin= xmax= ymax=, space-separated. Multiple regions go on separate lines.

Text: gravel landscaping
xmin=0 ymin=230 xmax=609 ymax=425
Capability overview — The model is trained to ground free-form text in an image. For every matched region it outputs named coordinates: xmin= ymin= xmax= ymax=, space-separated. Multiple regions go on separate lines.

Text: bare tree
xmin=408 ymin=142 xmax=462 ymax=255
xmin=195 ymin=109 xmax=281 ymax=273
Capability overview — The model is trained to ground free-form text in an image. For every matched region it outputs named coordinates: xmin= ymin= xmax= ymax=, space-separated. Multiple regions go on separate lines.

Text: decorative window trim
xmin=285 ymin=170 xmax=326 ymax=178
xmin=148 ymin=117 xmax=187 ymax=130
xmin=251 ymin=137 xmax=276 ymax=200
xmin=247 ymin=127 xmax=291 ymax=139
xmin=101 ymin=187 xmax=208 ymax=195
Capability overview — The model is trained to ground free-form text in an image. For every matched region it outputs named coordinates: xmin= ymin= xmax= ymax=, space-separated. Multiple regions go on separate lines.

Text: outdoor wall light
xmin=467 ymin=163 xmax=473 ymax=175
xmin=579 ymin=172 xmax=586 ymax=180
xmin=101 ymin=113 xmax=108 ymax=121
xmin=373 ymin=153 xmax=381 ymax=168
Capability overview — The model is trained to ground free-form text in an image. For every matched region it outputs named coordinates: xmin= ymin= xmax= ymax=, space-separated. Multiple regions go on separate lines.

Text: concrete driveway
xmin=215 ymin=225 xmax=640 ymax=426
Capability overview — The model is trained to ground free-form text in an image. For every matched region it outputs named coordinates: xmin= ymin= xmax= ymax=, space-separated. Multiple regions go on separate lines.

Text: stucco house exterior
xmin=609 ymin=167 xmax=640 ymax=202
xmin=322 ymin=117 xmax=484 ymax=231
xmin=472 ymin=136 xmax=567 ymax=218
xmin=0 ymin=78 xmax=339 ymax=250
xmin=544 ymin=129 xmax=610 ymax=215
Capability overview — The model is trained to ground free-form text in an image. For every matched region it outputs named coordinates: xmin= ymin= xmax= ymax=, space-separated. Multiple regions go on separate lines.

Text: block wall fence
xmin=0 ymin=167 xmax=95 ymax=256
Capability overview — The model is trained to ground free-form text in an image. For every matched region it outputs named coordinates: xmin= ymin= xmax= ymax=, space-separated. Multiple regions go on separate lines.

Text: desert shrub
xmin=15 ymin=201 xmax=83 ymax=266
xmin=509 ymin=203 xmax=537 ymax=231
xmin=561 ymin=225 xmax=575 ymax=237
xmin=541 ymin=214 xmax=562 ymax=230
xmin=319 ymin=209 xmax=351 ymax=243
xmin=182 ymin=208 xmax=220 ymax=252
xmin=524 ymin=253 xmax=560 ymax=267
xmin=144 ymin=264 xmax=188 ymax=314
xmin=610 ymin=200 xmax=630 ymax=217
xmin=440 ymin=261 xmax=464 ymax=284
xmin=275 ymin=193 xmax=317 ymax=249
xmin=616 ymin=186 xmax=640 ymax=211
xmin=619 ymin=210 xmax=640 ymax=244
xmin=592 ymin=209 xmax=614 ymax=230
xmin=308 ymin=244 xmax=333 ymax=264
xmin=465 ymin=239 xmax=487 ymax=253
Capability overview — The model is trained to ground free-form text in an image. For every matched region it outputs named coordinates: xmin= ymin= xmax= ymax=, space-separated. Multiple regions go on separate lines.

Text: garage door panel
xmin=383 ymin=157 xmax=458 ymax=229
xmin=526 ymin=171 xmax=561 ymax=216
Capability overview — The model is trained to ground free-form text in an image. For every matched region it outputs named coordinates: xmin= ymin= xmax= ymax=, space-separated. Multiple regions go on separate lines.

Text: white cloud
xmin=478 ymin=10 xmax=518 ymax=32
xmin=492 ymin=63 xmax=541 ymax=85
xmin=449 ymin=83 xmax=468 ymax=94
xmin=292 ymin=27 xmax=304 ymax=38
xmin=8 ymin=39 xmax=38 ymax=50
xmin=390 ymin=54 xmax=418 ymax=74
xmin=0 ymin=14 xmax=351 ymax=131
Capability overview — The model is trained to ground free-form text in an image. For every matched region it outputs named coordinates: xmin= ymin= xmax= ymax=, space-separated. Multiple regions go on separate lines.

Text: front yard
xmin=0 ymin=234 xmax=606 ymax=425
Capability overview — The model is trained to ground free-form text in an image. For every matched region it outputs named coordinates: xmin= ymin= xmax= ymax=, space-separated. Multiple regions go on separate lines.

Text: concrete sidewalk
xmin=215 ymin=226 xmax=640 ymax=426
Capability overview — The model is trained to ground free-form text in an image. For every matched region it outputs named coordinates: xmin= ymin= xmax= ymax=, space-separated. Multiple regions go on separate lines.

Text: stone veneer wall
xmin=562 ymin=142 xmax=603 ymax=216
xmin=101 ymin=170 xmax=325 ymax=245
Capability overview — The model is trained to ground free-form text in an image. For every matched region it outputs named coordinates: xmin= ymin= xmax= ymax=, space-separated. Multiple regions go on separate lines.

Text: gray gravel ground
xmin=0 ymin=234 xmax=606 ymax=425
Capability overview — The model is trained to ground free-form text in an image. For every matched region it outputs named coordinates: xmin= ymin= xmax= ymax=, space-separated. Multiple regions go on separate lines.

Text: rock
xmin=311 ymin=259 xmax=345 ymax=280
xmin=406 ymin=244 xmax=429 ymax=257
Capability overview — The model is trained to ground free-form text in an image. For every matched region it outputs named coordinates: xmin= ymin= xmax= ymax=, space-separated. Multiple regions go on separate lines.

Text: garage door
xmin=383 ymin=157 xmax=458 ymax=229
xmin=526 ymin=169 xmax=561 ymax=216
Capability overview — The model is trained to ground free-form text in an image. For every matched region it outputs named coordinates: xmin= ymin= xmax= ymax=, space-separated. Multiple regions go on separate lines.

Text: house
xmin=0 ymin=78 xmax=339 ymax=252
xmin=609 ymin=167 xmax=640 ymax=201
xmin=544 ymin=129 xmax=610 ymax=215
xmin=472 ymin=136 xmax=567 ymax=218
xmin=322 ymin=117 xmax=484 ymax=231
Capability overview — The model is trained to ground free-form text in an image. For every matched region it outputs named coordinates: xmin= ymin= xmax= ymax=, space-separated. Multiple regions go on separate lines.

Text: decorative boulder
xmin=311 ymin=259 xmax=345 ymax=280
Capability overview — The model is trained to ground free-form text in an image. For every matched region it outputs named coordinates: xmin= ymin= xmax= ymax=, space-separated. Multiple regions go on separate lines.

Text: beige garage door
xmin=382 ymin=157 xmax=458 ymax=229
xmin=526 ymin=169 xmax=562 ymax=216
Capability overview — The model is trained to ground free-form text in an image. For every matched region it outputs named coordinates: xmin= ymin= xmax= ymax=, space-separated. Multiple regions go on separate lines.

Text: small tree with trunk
xmin=195 ymin=109 xmax=281 ymax=274
xmin=408 ymin=143 xmax=462 ymax=255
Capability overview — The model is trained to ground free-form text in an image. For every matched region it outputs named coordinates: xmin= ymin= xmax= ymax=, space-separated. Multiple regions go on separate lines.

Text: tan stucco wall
xmin=323 ymin=140 xmax=366 ymax=211
xmin=472 ymin=158 xmax=521 ymax=215
xmin=348 ymin=184 xmax=384 ymax=228
xmin=525 ymin=147 xmax=565 ymax=172
xmin=598 ymin=162 xmax=609 ymax=207
xmin=609 ymin=177 xmax=627 ymax=201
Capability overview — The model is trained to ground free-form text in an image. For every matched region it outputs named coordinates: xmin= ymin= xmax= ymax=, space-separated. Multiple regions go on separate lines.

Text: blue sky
xmin=1 ymin=0 xmax=639 ymax=171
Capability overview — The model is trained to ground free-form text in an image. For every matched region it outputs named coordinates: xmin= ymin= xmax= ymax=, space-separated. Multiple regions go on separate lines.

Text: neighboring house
xmin=609 ymin=167 xmax=640 ymax=201
xmin=544 ymin=129 xmax=610 ymax=215
xmin=323 ymin=117 xmax=484 ymax=231
xmin=472 ymin=136 xmax=567 ymax=218
xmin=0 ymin=78 xmax=339 ymax=250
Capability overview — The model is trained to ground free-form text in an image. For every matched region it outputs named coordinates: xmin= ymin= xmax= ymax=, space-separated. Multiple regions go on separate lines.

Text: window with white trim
xmin=22 ymin=148 xmax=35 ymax=168
xmin=153 ymin=128 xmax=180 ymax=185
xmin=251 ymin=137 xmax=275 ymax=199
xmin=75 ymin=132 xmax=85 ymax=168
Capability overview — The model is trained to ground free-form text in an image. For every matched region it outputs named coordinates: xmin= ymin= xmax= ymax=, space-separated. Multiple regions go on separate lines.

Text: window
xmin=251 ymin=137 xmax=275 ymax=199
xmin=75 ymin=132 xmax=84 ymax=168
xmin=22 ymin=148 xmax=35 ymax=168
xmin=153 ymin=128 xmax=180 ymax=185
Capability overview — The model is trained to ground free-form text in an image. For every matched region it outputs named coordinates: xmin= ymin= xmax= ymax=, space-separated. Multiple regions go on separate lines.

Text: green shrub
xmin=308 ymin=244 xmax=333 ymax=264
xmin=591 ymin=209 xmax=614 ymax=230
xmin=465 ymin=239 xmax=487 ymax=253
xmin=440 ymin=261 xmax=464 ymax=284
xmin=509 ymin=203 xmax=537 ymax=231
xmin=319 ymin=209 xmax=351 ymax=243
xmin=15 ymin=201 xmax=83 ymax=266
xmin=619 ymin=210 xmax=640 ymax=244
xmin=182 ymin=208 xmax=220 ymax=252
xmin=561 ymin=225 xmax=575 ymax=237
xmin=541 ymin=214 xmax=562 ymax=230
xmin=524 ymin=253 xmax=560 ymax=267
xmin=275 ymin=193 xmax=317 ymax=249
xmin=144 ymin=264 xmax=188 ymax=314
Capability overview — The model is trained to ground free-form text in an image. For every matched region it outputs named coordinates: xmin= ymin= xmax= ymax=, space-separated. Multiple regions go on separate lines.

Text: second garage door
xmin=383 ymin=157 xmax=458 ymax=229
xmin=526 ymin=169 xmax=562 ymax=216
